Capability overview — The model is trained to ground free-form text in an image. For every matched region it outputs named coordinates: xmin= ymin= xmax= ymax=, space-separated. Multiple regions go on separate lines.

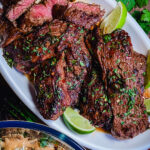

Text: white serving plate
xmin=0 ymin=0 xmax=150 ymax=150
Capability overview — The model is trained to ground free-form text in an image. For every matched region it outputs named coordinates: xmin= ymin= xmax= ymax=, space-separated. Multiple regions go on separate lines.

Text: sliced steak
xmin=3 ymin=20 xmax=67 ymax=74
xmin=64 ymin=2 xmax=105 ymax=29
xmin=95 ymin=29 xmax=149 ymax=139
xmin=79 ymin=66 xmax=113 ymax=131
xmin=30 ymin=24 xmax=91 ymax=120
xmin=19 ymin=0 xmax=68 ymax=32
xmin=6 ymin=0 xmax=36 ymax=22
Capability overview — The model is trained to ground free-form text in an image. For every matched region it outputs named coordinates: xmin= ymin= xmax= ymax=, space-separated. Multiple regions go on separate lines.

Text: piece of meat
xmin=19 ymin=0 xmax=68 ymax=32
xmin=95 ymin=29 xmax=149 ymax=139
xmin=6 ymin=0 xmax=36 ymax=22
xmin=30 ymin=24 xmax=91 ymax=120
xmin=58 ymin=24 xmax=92 ymax=105
xmin=2 ymin=27 xmax=22 ymax=48
xmin=49 ymin=19 xmax=67 ymax=37
xmin=64 ymin=2 xmax=105 ymax=29
xmin=3 ymin=20 xmax=67 ymax=74
xmin=0 ymin=0 xmax=19 ymax=9
xmin=79 ymin=66 xmax=113 ymax=131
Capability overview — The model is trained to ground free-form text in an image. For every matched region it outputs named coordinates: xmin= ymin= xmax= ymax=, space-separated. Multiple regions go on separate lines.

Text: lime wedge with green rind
xmin=144 ymin=99 xmax=150 ymax=115
xmin=100 ymin=1 xmax=127 ymax=34
xmin=145 ymin=50 xmax=150 ymax=89
xmin=63 ymin=107 xmax=95 ymax=134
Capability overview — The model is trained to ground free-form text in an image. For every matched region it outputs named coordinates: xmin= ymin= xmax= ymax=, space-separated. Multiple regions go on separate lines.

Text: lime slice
xmin=100 ymin=1 xmax=127 ymax=34
xmin=63 ymin=107 xmax=95 ymax=134
xmin=145 ymin=50 xmax=150 ymax=89
xmin=144 ymin=99 xmax=150 ymax=114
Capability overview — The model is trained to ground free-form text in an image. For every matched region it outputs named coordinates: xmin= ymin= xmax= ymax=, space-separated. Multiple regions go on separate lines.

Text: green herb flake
xmin=116 ymin=59 xmax=120 ymax=64
xmin=103 ymin=35 xmax=111 ymax=43
xmin=92 ymin=37 xmax=95 ymax=41
xmin=98 ymin=46 xmax=101 ymax=51
xmin=80 ymin=29 xmax=84 ymax=33
xmin=113 ymin=69 xmax=118 ymax=74
xmin=40 ymin=139 xmax=48 ymax=147
xmin=43 ymin=47 xmax=47 ymax=51
xmin=80 ymin=61 xmax=85 ymax=67
xmin=121 ymin=121 xmax=125 ymax=125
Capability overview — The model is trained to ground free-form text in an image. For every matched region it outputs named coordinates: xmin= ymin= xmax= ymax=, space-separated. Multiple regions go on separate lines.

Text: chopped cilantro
xmin=80 ymin=61 xmax=85 ymax=67
xmin=121 ymin=121 xmax=125 ymax=125
xmin=103 ymin=35 xmax=111 ymax=43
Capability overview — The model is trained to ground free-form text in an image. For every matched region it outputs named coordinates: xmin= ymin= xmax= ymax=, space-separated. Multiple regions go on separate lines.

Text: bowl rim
xmin=0 ymin=120 xmax=85 ymax=150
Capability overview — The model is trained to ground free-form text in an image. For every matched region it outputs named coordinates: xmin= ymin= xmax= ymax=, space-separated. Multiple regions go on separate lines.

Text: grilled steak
xmin=3 ymin=20 xmax=67 ymax=74
xmin=30 ymin=24 xmax=91 ymax=120
xmin=64 ymin=2 xmax=105 ymax=29
xmin=79 ymin=66 xmax=113 ymax=131
xmin=95 ymin=29 xmax=149 ymax=139
xmin=19 ymin=0 xmax=68 ymax=32
xmin=6 ymin=0 xmax=36 ymax=22
xmin=58 ymin=24 xmax=92 ymax=105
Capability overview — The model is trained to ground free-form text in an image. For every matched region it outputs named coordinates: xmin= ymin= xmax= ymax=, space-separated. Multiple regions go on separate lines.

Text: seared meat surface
xmin=64 ymin=2 xmax=105 ymax=29
xmin=95 ymin=29 xmax=149 ymax=139
xmin=3 ymin=20 xmax=67 ymax=74
xmin=30 ymin=24 xmax=91 ymax=119
xmin=79 ymin=66 xmax=113 ymax=131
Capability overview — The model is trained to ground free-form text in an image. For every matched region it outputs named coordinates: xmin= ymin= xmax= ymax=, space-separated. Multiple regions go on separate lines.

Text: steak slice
xmin=79 ymin=66 xmax=113 ymax=131
xmin=64 ymin=2 xmax=105 ymax=29
xmin=19 ymin=0 xmax=68 ymax=32
xmin=30 ymin=24 xmax=91 ymax=120
xmin=3 ymin=20 xmax=67 ymax=74
xmin=30 ymin=56 xmax=72 ymax=120
xmin=95 ymin=29 xmax=149 ymax=139
xmin=6 ymin=0 xmax=36 ymax=22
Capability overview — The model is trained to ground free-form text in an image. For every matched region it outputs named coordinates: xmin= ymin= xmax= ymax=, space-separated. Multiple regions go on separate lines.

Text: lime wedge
xmin=63 ymin=107 xmax=95 ymax=134
xmin=144 ymin=99 xmax=150 ymax=114
xmin=145 ymin=50 xmax=150 ymax=89
xmin=100 ymin=1 xmax=127 ymax=34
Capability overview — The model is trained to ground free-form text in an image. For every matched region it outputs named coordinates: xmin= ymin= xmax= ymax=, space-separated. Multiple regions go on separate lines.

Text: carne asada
xmin=79 ymin=67 xmax=113 ymax=131
xmin=95 ymin=29 xmax=149 ymax=139
xmin=64 ymin=2 xmax=105 ymax=29
xmin=30 ymin=24 xmax=91 ymax=119
xmin=6 ymin=0 xmax=36 ymax=22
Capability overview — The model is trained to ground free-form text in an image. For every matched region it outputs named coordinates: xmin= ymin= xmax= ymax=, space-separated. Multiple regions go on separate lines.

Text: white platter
xmin=0 ymin=0 xmax=150 ymax=150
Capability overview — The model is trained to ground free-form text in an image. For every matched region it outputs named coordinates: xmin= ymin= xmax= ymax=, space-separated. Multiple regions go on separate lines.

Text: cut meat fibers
xmin=20 ymin=0 xmax=68 ymax=32
xmin=6 ymin=0 xmax=36 ymax=22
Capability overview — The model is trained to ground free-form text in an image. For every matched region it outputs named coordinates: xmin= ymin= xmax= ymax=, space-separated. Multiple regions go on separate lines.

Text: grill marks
xmin=95 ymin=29 xmax=149 ymax=139
xmin=64 ymin=2 xmax=105 ymax=29
xmin=29 ymin=25 xmax=91 ymax=120
xmin=79 ymin=67 xmax=113 ymax=131
xmin=3 ymin=20 xmax=67 ymax=74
